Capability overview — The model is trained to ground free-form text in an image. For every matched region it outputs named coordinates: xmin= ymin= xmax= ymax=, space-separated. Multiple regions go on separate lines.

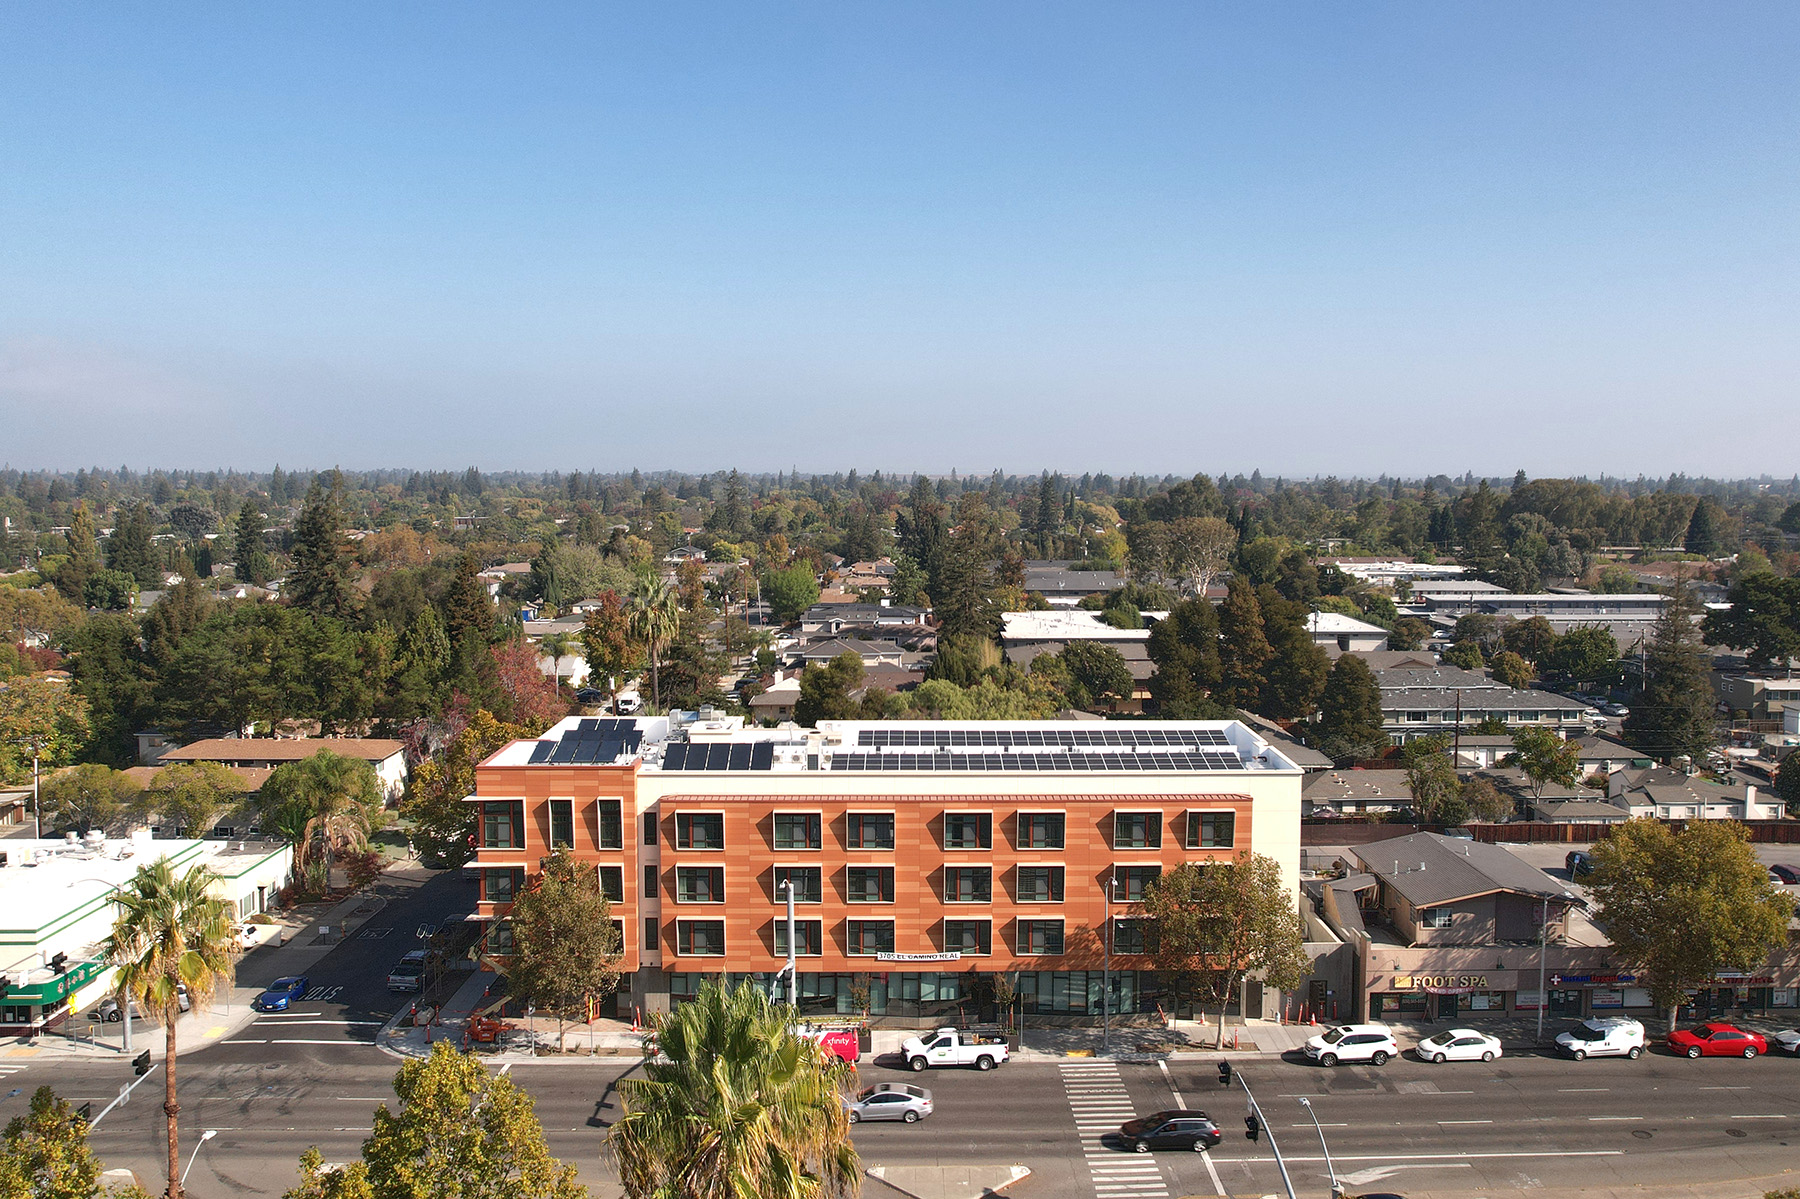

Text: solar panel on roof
xmin=527 ymin=741 xmax=554 ymax=763
xmin=749 ymin=742 xmax=774 ymax=770
xmin=727 ymin=743 xmax=752 ymax=771
xmin=546 ymin=739 xmax=577 ymax=764
xmin=662 ymin=743 xmax=689 ymax=770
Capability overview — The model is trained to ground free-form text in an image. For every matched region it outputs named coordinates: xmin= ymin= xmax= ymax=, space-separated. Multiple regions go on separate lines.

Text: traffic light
xmin=1217 ymin=1061 xmax=1232 ymax=1086
xmin=133 ymin=1051 xmax=151 ymax=1077
xmin=0 ymin=980 xmax=10 ymax=1001
xmin=49 ymin=953 xmax=68 ymax=974
xmin=1245 ymin=1114 xmax=1261 ymax=1143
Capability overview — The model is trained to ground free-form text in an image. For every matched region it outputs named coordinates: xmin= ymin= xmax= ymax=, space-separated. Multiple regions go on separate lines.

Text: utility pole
xmin=1100 ymin=869 xmax=1114 ymax=1055
xmin=32 ymin=744 xmax=42 ymax=840
xmin=1238 ymin=1071 xmax=1299 ymax=1199
xmin=1537 ymin=896 xmax=1548 ymax=1043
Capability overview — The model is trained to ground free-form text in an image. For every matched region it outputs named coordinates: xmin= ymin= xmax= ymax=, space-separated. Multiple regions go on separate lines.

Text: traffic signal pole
xmin=1237 ymin=1071 xmax=1298 ymax=1199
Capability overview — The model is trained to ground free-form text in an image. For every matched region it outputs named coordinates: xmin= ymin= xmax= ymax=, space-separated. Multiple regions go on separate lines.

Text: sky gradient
xmin=2 ymin=3 xmax=1795 ymax=477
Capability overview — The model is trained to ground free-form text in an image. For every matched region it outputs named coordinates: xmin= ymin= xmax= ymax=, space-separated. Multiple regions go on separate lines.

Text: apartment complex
xmin=469 ymin=716 xmax=1304 ymax=1023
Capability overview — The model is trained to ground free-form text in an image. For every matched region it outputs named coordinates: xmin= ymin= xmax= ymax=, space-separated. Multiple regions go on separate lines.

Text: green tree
xmin=1489 ymin=650 xmax=1533 ymax=689
xmin=933 ymin=495 xmax=1002 ymax=643
xmin=1459 ymin=775 xmax=1515 ymax=823
xmin=234 ymin=499 xmax=273 ymax=586
xmin=579 ymin=591 xmax=642 ymax=693
xmin=611 ymin=978 xmax=858 ymax=1199
xmin=1388 ymin=616 xmax=1432 ymax=652
xmin=628 ymin=571 xmax=682 ymax=710
xmin=103 ymin=861 xmax=235 ymax=1199
xmin=1313 ymin=654 xmax=1386 ymax=764
xmin=0 ymin=678 xmax=93 ymax=785
xmin=52 ymin=503 xmax=103 ymax=603
xmin=1442 ymin=641 xmax=1484 ymax=671
xmin=1140 ymin=855 xmax=1309 ymax=1049
xmin=143 ymin=761 xmax=244 ymax=836
xmin=82 ymin=569 xmax=138 ymax=611
xmin=1775 ymin=759 xmax=1800 ymax=818
xmin=1508 ymin=726 xmax=1581 ymax=797
xmin=1683 ymin=496 xmax=1728 ymax=557
xmin=287 ymin=1041 xmax=587 ymax=1199
xmin=1256 ymin=588 xmax=1329 ymax=719
xmin=506 ymin=849 xmax=623 ymax=1050
xmin=1214 ymin=580 xmax=1272 ymax=709
xmin=1044 ymin=641 xmax=1133 ymax=710
xmin=0 ymin=1085 xmax=135 ymax=1199
xmin=1146 ymin=599 xmax=1230 ymax=718
xmin=761 ymin=562 xmax=821 ymax=624
xmin=1593 ymin=563 xmax=1639 ymax=594
xmin=1624 ymin=579 xmax=1716 ymax=764
xmin=1541 ymin=625 xmax=1617 ymax=682
xmin=39 ymin=764 xmax=143 ymax=836
xmin=65 ymin=613 xmax=150 ymax=768
xmin=287 ymin=481 xmax=359 ymax=621
xmin=403 ymin=711 xmax=543 ymax=868
xmin=1703 ymin=574 xmax=1800 ymax=669
xmin=1502 ymin=616 xmax=1558 ymax=663
xmin=106 ymin=502 xmax=159 ymax=589
xmin=1401 ymin=735 xmax=1466 ymax=825
xmin=260 ymin=750 xmax=382 ymax=888
xmin=1589 ymin=819 xmax=1795 ymax=1034
xmin=441 ymin=552 xmax=495 ymax=647
xmin=795 ymin=653 xmax=866 ymax=725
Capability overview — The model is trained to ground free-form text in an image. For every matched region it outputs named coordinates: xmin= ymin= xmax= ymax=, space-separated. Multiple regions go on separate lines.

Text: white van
xmin=1555 ymin=1016 xmax=1645 ymax=1060
xmin=614 ymin=691 xmax=643 ymax=715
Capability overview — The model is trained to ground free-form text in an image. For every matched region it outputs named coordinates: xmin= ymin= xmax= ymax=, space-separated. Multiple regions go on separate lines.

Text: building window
xmin=676 ymin=813 xmax=724 ymax=850
xmin=643 ymin=811 xmax=658 ymax=845
xmin=1112 ymin=811 xmax=1161 ymax=850
xmin=643 ymin=917 xmax=659 ymax=951
xmin=483 ymin=868 xmax=524 ymax=903
xmin=773 ymin=919 xmax=823 ymax=957
xmin=1016 ymin=866 xmax=1064 ymax=903
xmin=943 ymin=812 xmax=992 ymax=850
xmin=598 ymin=866 xmax=624 ymax=903
xmin=1420 ymin=908 xmax=1454 ymax=929
xmin=549 ymin=799 xmax=574 ymax=848
xmin=846 ymin=812 xmax=895 ymax=850
xmin=597 ymin=799 xmax=623 ymax=849
xmin=1406 ymin=711 xmax=1429 ymax=723
xmin=1021 ymin=812 xmax=1065 ymax=850
xmin=1187 ymin=811 xmax=1235 ymax=849
xmin=643 ymin=865 xmax=658 ymax=898
xmin=943 ymin=919 xmax=992 ymax=956
xmin=846 ymin=920 xmax=895 ymax=956
xmin=944 ymin=866 xmax=992 ymax=903
xmin=486 ymin=921 xmax=515 ymax=953
xmin=1114 ymin=866 xmax=1160 ymax=903
xmin=773 ymin=866 xmax=822 ymax=903
xmin=481 ymin=803 xmax=522 ymax=849
xmin=676 ymin=919 xmax=725 ymax=956
xmin=847 ymin=866 xmax=895 ymax=903
xmin=676 ymin=866 xmax=725 ymax=903
xmin=773 ymin=812 xmax=823 ymax=851
xmin=1018 ymin=919 xmax=1065 ymax=956
xmin=1111 ymin=919 xmax=1156 ymax=955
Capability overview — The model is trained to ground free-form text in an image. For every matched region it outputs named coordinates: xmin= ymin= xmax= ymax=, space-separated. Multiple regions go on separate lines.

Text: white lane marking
xmin=1199 ymin=1149 xmax=1227 ymax=1198
xmin=1729 ymin=1115 xmax=1790 ymax=1120
xmin=333 ymin=1097 xmax=391 ymax=1101
xmin=1438 ymin=1119 xmax=1493 ymax=1125
xmin=1700 ymin=1086 xmax=1750 ymax=1090
xmin=1558 ymin=1087 xmax=1609 ymax=1092
xmin=1289 ymin=1122 xmax=1349 ymax=1128
xmin=1208 ymin=1151 xmax=1626 ymax=1164
xmin=1589 ymin=1116 xmax=1642 ymax=1122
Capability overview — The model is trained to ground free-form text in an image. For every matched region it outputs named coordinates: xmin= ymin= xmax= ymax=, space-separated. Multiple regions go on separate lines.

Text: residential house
xmin=1373 ymin=664 xmax=1591 ymax=745
xmin=1022 ymin=562 xmax=1128 ymax=606
xmin=156 ymin=737 xmax=409 ymax=802
xmin=799 ymin=604 xmax=928 ymax=634
xmin=1605 ymin=766 xmax=1785 ymax=821
xmin=1306 ymin=612 xmax=1390 ymax=655
xmin=1302 ymin=769 xmax=1413 ymax=816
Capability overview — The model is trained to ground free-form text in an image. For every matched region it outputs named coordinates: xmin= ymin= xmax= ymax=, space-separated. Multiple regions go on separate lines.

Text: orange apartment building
xmin=470 ymin=717 xmax=1304 ymax=1023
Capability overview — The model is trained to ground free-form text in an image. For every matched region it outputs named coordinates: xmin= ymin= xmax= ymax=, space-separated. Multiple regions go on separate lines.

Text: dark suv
xmin=1118 ymin=1110 xmax=1221 ymax=1153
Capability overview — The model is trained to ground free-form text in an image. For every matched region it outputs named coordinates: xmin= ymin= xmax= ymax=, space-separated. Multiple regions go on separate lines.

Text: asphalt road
xmin=7 ymin=866 xmax=1798 ymax=1197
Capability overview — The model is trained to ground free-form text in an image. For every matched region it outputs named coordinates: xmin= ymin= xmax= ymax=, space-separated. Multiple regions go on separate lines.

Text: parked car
xmin=901 ymin=1026 xmax=1010 ymax=1071
xmin=614 ymin=691 xmax=643 ymax=715
xmin=1555 ymin=1016 xmax=1645 ymax=1060
xmin=1769 ymin=1029 xmax=1800 ymax=1055
xmin=1768 ymin=864 xmax=1800 ymax=885
xmin=1415 ymin=1028 xmax=1502 ymax=1063
xmin=1118 ymin=1109 xmax=1222 ymax=1153
xmin=1600 ymin=702 xmax=1629 ymax=716
xmin=574 ymin=687 xmax=608 ymax=704
xmin=90 ymin=988 xmax=188 ymax=1022
xmin=1667 ymin=1023 xmax=1767 ymax=1059
xmin=1566 ymin=851 xmax=1595 ymax=879
xmin=1303 ymin=1024 xmax=1397 ymax=1066
xmin=845 ymin=1083 xmax=932 ymax=1124
xmin=251 ymin=976 xmax=310 ymax=1012
xmin=387 ymin=950 xmax=428 ymax=993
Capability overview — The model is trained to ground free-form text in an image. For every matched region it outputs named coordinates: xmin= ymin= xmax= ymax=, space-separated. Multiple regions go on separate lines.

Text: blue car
xmin=252 ymin=976 xmax=310 ymax=1012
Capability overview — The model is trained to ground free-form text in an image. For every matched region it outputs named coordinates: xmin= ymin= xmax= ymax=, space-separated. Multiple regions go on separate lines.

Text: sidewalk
xmin=7 ymin=884 xmax=397 ymax=1061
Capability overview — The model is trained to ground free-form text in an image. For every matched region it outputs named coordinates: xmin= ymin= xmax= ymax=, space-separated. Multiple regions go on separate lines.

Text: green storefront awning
xmin=8 ymin=959 xmax=107 ymax=1002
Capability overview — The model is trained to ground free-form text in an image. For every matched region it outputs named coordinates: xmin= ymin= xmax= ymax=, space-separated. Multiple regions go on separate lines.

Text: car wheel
xmin=847 ymin=1111 xmax=860 ymax=1124
xmin=1481 ymin=1050 xmax=1495 ymax=1062
xmin=1371 ymin=1051 xmax=1390 ymax=1066
xmin=975 ymin=1055 xmax=994 ymax=1071
xmin=1133 ymin=1141 xmax=1151 ymax=1154
xmin=1193 ymin=1140 xmax=1211 ymax=1153
xmin=1627 ymin=1046 xmax=1641 ymax=1060
xmin=1572 ymin=1049 xmax=1586 ymax=1061
xmin=107 ymin=1011 xmax=122 ymax=1023
xmin=903 ymin=1110 xmax=920 ymax=1123
xmin=908 ymin=1057 xmax=927 ymax=1073
xmin=1744 ymin=1046 xmax=1759 ymax=1059
xmin=1687 ymin=1046 xmax=1702 ymax=1059
xmin=1431 ymin=1052 xmax=1446 ymax=1064
xmin=1320 ymin=1053 xmax=1337 ymax=1067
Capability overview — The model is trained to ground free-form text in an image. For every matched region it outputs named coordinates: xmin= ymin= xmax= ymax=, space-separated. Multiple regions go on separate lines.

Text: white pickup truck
xmin=902 ymin=1026 xmax=1010 ymax=1072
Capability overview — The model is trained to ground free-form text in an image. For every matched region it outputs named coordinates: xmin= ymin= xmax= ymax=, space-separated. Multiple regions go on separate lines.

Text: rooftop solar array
xmin=854 ymin=727 xmax=1232 ymax=749
xmin=661 ymin=741 xmax=777 ymax=771
xmin=525 ymin=719 xmax=644 ymax=765
xmin=828 ymin=750 xmax=1244 ymax=772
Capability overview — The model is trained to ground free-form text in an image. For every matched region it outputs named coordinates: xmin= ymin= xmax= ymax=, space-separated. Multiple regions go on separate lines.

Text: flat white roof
xmin=1306 ymin=612 xmax=1390 ymax=636
xmin=1000 ymin=610 xmax=1155 ymax=642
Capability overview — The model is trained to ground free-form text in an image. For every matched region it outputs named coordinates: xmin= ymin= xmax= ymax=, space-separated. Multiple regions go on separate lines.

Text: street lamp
xmin=1297 ymin=1097 xmax=1340 ymax=1197
xmin=69 ymin=878 xmax=131 ymax=1056
xmin=180 ymin=1129 xmax=217 ymax=1187
xmin=777 ymin=877 xmax=796 ymax=1008
xmin=1100 ymin=869 xmax=1115 ymax=1055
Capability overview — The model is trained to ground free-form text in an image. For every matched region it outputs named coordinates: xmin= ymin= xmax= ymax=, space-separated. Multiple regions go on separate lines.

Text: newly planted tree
xmin=506 ymin=850 xmax=623 ymax=1051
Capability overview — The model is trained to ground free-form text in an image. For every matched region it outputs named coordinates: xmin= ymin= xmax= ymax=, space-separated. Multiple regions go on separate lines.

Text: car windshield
xmin=857 ymin=1087 xmax=877 ymax=1100
xmin=1321 ymin=1029 xmax=1348 ymax=1044
xmin=270 ymin=978 xmax=301 ymax=990
xmin=1569 ymin=1025 xmax=1603 ymax=1040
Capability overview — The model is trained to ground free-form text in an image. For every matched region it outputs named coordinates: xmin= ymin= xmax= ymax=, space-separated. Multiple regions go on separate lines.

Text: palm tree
xmin=102 ymin=860 xmax=235 ymax=1199
xmin=628 ymin=571 xmax=681 ymax=710
xmin=259 ymin=749 xmax=380 ymax=890
xmin=611 ymin=979 xmax=858 ymax=1199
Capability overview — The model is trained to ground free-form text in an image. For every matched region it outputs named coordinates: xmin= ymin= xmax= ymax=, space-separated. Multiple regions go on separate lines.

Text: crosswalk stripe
xmin=1060 ymin=1061 xmax=1170 ymax=1199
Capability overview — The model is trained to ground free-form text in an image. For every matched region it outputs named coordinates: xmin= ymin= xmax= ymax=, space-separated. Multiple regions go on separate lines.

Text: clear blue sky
xmin=2 ymin=3 xmax=1795 ymax=477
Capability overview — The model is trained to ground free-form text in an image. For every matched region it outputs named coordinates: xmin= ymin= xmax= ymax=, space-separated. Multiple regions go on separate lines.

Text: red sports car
xmin=1667 ymin=1023 xmax=1767 ymax=1059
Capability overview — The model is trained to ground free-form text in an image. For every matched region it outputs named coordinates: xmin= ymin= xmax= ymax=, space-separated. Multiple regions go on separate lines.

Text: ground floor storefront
xmin=1367 ymin=970 xmax=1800 ymax=1024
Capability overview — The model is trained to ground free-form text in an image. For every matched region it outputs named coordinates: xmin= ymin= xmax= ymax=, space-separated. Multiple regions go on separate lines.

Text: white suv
xmin=1555 ymin=1016 xmax=1645 ymax=1060
xmin=1304 ymin=1023 xmax=1398 ymax=1066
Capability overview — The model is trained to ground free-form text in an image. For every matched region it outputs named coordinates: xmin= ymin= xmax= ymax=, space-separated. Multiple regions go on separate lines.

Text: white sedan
xmin=1414 ymin=1028 xmax=1503 ymax=1064
xmin=1771 ymin=1029 xmax=1800 ymax=1056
